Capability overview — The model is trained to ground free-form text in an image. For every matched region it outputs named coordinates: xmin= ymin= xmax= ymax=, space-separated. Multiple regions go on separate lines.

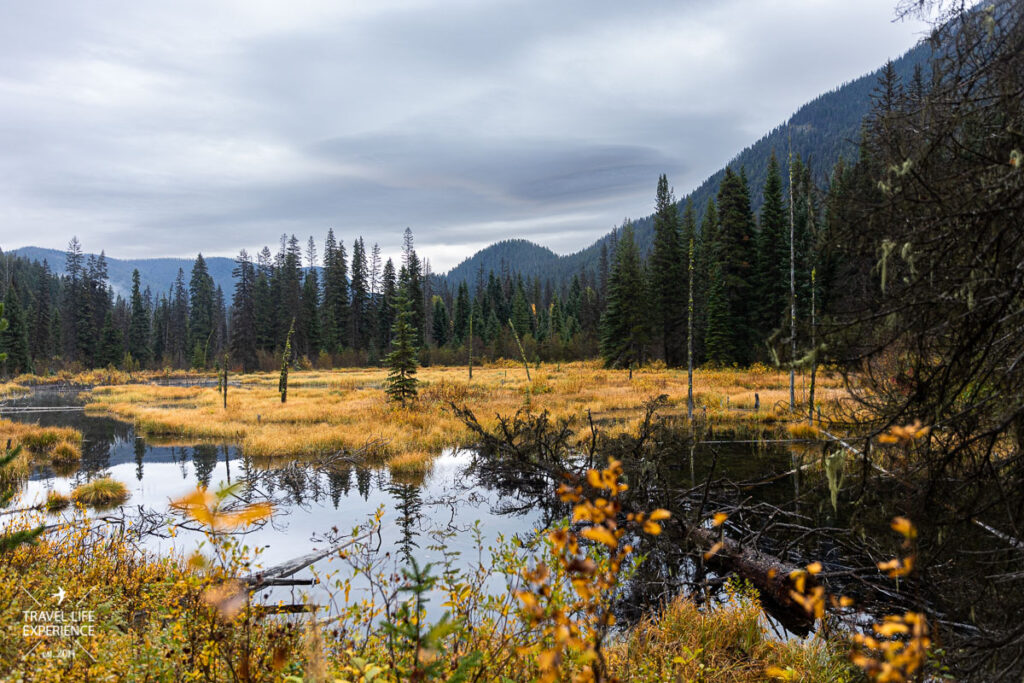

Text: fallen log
xmin=253 ymin=603 xmax=322 ymax=618
xmin=245 ymin=531 xmax=373 ymax=589
xmin=687 ymin=525 xmax=816 ymax=635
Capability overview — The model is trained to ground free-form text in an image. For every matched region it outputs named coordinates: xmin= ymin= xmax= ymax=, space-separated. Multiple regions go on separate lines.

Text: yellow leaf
xmin=806 ymin=561 xmax=823 ymax=575
xmin=874 ymin=621 xmax=910 ymax=637
xmin=649 ymin=508 xmax=671 ymax=521
xmin=712 ymin=512 xmax=728 ymax=527
xmin=581 ymin=526 xmax=618 ymax=548
xmin=703 ymin=542 xmax=723 ymax=561
xmin=890 ymin=516 xmax=917 ymax=539
xmin=642 ymin=520 xmax=662 ymax=535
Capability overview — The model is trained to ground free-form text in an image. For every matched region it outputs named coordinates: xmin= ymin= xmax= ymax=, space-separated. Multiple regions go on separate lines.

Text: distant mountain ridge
xmin=442 ymin=36 xmax=931 ymax=287
xmin=7 ymin=246 xmax=236 ymax=298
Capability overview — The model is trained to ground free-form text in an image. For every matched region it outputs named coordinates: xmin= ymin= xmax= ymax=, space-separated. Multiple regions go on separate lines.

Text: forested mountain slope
xmin=444 ymin=35 xmax=931 ymax=287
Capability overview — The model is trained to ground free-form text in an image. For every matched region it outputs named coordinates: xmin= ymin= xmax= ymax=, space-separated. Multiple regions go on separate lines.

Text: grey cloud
xmin=0 ymin=0 xmax=928 ymax=270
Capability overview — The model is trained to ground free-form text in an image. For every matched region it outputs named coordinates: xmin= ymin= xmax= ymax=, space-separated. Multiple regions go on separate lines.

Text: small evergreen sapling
xmin=385 ymin=291 xmax=419 ymax=406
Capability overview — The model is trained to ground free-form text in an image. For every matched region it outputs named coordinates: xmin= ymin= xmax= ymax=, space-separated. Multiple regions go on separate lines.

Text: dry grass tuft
xmin=50 ymin=440 xmax=82 ymax=464
xmin=44 ymin=490 xmax=71 ymax=512
xmin=608 ymin=586 xmax=857 ymax=682
xmin=787 ymin=423 xmax=822 ymax=440
xmin=71 ymin=477 xmax=129 ymax=509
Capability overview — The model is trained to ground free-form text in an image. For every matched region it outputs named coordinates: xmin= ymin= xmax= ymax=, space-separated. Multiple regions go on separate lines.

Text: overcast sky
xmin=0 ymin=1 xmax=928 ymax=271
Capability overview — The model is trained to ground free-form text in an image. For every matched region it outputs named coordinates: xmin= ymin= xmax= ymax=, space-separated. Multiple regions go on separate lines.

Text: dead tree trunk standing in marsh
xmin=687 ymin=237 xmax=695 ymax=420
xmin=808 ymin=267 xmax=816 ymax=425
xmin=468 ymin=311 xmax=473 ymax=380
xmin=508 ymin=318 xmax=532 ymax=383
xmin=279 ymin=319 xmax=295 ymax=404
xmin=788 ymin=129 xmax=797 ymax=411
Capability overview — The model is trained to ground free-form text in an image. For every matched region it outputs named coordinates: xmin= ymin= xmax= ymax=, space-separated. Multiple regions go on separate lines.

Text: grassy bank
xmin=83 ymin=362 xmax=844 ymax=469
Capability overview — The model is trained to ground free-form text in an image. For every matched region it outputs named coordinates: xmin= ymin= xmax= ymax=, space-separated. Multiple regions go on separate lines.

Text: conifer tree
xmin=599 ymin=222 xmax=648 ymax=369
xmin=97 ymin=310 xmax=124 ymax=368
xmin=385 ymin=290 xmax=419 ymax=406
xmin=431 ymin=296 xmax=449 ymax=347
xmin=349 ymin=238 xmax=370 ymax=350
xmin=301 ymin=269 xmax=322 ymax=357
xmin=0 ymin=285 xmax=30 ymax=375
xmin=452 ymin=281 xmax=470 ymax=345
xmin=188 ymin=254 xmax=215 ymax=368
xmin=127 ymin=269 xmax=151 ymax=366
xmin=322 ymin=230 xmax=349 ymax=351
xmin=254 ymin=249 xmax=275 ymax=354
xmin=649 ymin=174 xmax=686 ymax=365
xmin=704 ymin=262 xmax=733 ymax=365
xmin=510 ymin=279 xmax=533 ymax=339
xmin=30 ymin=261 xmax=53 ymax=363
xmin=755 ymin=152 xmax=790 ymax=338
xmin=712 ymin=166 xmax=758 ymax=364
xmin=230 ymin=250 xmax=259 ymax=372
xmin=378 ymin=259 xmax=397 ymax=353
xmin=400 ymin=228 xmax=425 ymax=347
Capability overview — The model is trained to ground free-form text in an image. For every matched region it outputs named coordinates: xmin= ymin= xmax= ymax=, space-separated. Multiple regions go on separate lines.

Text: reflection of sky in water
xmin=8 ymin=391 xmax=543 ymax=618
xmin=21 ymin=448 xmax=543 ymax=618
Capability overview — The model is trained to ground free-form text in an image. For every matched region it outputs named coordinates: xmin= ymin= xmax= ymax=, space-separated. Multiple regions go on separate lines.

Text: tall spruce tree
xmin=431 ymin=296 xmax=449 ymax=347
xmin=378 ymin=258 xmax=397 ymax=353
xmin=649 ymin=174 xmax=686 ymax=366
xmin=188 ymin=254 xmax=215 ymax=368
xmin=30 ymin=261 xmax=53 ymax=363
xmin=300 ymin=269 xmax=322 ymax=358
xmin=322 ymin=230 xmax=349 ymax=351
xmin=755 ymin=152 xmax=790 ymax=339
xmin=0 ymin=284 xmax=30 ymax=374
xmin=349 ymin=238 xmax=370 ymax=350
xmin=711 ymin=166 xmax=758 ymax=365
xmin=127 ymin=269 xmax=151 ymax=365
xmin=230 ymin=250 xmax=259 ymax=372
xmin=599 ymin=222 xmax=648 ymax=369
xmin=400 ymin=228 xmax=425 ymax=347
xmin=97 ymin=310 xmax=124 ymax=368
xmin=452 ymin=281 xmax=470 ymax=345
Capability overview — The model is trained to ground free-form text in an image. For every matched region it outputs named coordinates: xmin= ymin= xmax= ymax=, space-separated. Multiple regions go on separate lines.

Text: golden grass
xmin=44 ymin=490 xmax=71 ymax=512
xmin=71 ymin=477 xmax=129 ymax=509
xmin=607 ymin=588 xmax=857 ymax=682
xmin=82 ymin=362 xmax=845 ymax=464
xmin=0 ymin=417 xmax=82 ymax=475
xmin=0 ymin=381 xmax=30 ymax=399
xmin=51 ymin=440 xmax=82 ymax=464
xmin=787 ymin=423 xmax=822 ymax=440
xmin=12 ymin=367 xmax=212 ymax=387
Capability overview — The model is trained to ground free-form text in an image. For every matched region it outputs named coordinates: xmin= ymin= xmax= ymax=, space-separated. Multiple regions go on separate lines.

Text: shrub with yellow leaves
xmin=515 ymin=458 xmax=670 ymax=683
xmin=782 ymin=514 xmax=931 ymax=683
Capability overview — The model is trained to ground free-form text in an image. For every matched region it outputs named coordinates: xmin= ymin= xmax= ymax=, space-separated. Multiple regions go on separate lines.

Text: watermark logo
xmin=18 ymin=585 xmax=98 ymax=661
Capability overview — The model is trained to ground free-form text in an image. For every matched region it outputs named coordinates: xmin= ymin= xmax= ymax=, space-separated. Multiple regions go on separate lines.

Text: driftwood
xmin=245 ymin=531 xmax=373 ymax=589
xmin=253 ymin=604 xmax=321 ymax=618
